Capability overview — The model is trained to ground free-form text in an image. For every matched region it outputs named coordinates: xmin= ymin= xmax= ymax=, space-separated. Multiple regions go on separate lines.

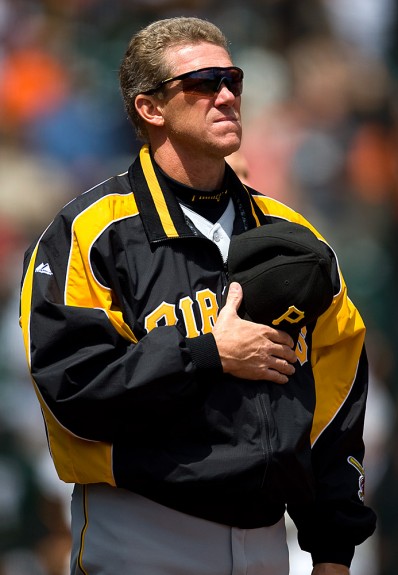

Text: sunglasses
xmin=143 ymin=66 xmax=244 ymax=97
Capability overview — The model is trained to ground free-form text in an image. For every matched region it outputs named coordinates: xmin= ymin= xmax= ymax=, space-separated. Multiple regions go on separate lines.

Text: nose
xmin=214 ymin=81 xmax=237 ymax=104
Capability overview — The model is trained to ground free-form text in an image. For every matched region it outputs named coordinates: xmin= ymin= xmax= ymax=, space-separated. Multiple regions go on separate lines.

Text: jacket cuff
xmin=311 ymin=545 xmax=355 ymax=568
xmin=185 ymin=333 xmax=223 ymax=374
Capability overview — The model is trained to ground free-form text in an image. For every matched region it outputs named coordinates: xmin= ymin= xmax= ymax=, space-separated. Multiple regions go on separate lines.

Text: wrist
xmin=186 ymin=333 xmax=223 ymax=373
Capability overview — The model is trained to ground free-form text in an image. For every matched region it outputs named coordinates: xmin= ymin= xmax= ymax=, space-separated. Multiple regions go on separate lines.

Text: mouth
xmin=215 ymin=116 xmax=240 ymax=123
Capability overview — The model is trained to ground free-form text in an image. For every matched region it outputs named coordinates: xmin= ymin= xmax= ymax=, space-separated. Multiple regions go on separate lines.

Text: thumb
xmin=224 ymin=281 xmax=243 ymax=312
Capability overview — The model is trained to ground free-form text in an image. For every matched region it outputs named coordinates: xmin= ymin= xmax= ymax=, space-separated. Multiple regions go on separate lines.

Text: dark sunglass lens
xmin=181 ymin=69 xmax=243 ymax=96
xmin=225 ymin=69 xmax=243 ymax=96
xmin=180 ymin=77 xmax=219 ymax=95
xmin=216 ymin=76 xmax=242 ymax=97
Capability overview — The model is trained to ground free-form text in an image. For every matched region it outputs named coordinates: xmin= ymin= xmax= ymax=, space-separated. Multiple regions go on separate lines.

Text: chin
xmin=222 ymin=139 xmax=242 ymax=157
xmin=201 ymin=131 xmax=242 ymax=158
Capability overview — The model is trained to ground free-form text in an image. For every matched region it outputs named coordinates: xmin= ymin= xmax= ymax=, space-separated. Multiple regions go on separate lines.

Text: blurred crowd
xmin=0 ymin=0 xmax=397 ymax=574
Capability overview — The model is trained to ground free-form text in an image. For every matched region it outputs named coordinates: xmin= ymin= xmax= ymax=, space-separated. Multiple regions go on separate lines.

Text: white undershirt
xmin=180 ymin=198 xmax=235 ymax=263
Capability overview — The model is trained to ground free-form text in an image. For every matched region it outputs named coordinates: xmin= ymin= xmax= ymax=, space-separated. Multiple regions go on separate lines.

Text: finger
xmin=267 ymin=340 xmax=298 ymax=364
xmin=259 ymin=329 xmax=298 ymax=362
xmin=280 ymin=345 xmax=298 ymax=364
xmin=263 ymin=359 xmax=295 ymax=385
xmin=262 ymin=326 xmax=296 ymax=351
xmin=274 ymin=357 xmax=296 ymax=376
xmin=224 ymin=281 xmax=243 ymax=313
xmin=263 ymin=369 xmax=290 ymax=385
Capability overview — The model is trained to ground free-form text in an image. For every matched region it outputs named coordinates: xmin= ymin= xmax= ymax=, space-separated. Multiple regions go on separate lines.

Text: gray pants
xmin=70 ymin=483 xmax=290 ymax=575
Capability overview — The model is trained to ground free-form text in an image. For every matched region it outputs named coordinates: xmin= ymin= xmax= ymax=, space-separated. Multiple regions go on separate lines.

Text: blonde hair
xmin=119 ymin=17 xmax=230 ymax=140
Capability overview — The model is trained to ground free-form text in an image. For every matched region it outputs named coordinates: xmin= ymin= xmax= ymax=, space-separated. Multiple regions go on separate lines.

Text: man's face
xmin=157 ymin=43 xmax=242 ymax=159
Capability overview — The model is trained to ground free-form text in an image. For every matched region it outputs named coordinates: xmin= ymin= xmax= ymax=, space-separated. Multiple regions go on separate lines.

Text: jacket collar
xmin=128 ymin=144 xmax=265 ymax=243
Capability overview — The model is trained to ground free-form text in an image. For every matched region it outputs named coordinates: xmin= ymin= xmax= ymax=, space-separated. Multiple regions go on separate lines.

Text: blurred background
xmin=0 ymin=0 xmax=397 ymax=573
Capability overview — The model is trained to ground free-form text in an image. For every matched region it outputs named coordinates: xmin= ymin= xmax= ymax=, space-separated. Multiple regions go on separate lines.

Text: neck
xmin=151 ymin=140 xmax=226 ymax=191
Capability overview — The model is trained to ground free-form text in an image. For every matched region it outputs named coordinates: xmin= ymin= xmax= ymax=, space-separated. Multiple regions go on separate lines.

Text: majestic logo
xmin=347 ymin=456 xmax=365 ymax=502
xmin=272 ymin=305 xmax=305 ymax=326
xmin=35 ymin=262 xmax=53 ymax=276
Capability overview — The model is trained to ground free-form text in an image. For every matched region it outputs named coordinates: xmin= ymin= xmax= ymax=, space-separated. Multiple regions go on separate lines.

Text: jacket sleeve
xmin=287 ymin=266 xmax=377 ymax=566
xmin=20 ymin=216 xmax=221 ymax=444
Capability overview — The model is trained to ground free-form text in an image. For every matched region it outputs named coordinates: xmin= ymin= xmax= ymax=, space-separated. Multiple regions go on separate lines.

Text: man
xmin=20 ymin=16 xmax=376 ymax=575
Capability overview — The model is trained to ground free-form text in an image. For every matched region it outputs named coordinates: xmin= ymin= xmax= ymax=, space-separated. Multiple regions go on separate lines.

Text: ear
xmin=135 ymin=94 xmax=165 ymax=129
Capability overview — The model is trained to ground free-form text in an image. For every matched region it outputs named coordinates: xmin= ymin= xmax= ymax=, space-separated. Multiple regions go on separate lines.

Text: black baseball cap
xmin=225 ymin=221 xmax=336 ymax=342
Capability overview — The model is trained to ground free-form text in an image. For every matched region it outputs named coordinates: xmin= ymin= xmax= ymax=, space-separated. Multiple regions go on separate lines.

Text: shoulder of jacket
xmin=37 ymin=172 xmax=138 ymax=246
xmin=249 ymin=190 xmax=317 ymax=231
xmin=73 ymin=171 xmax=132 ymax=210
xmin=54 ymin=172 xmax=135 ymax=221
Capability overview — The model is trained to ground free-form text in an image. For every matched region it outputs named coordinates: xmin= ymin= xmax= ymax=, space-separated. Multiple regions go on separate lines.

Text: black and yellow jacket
xmin=20 ymin=144 xmax=376 ymax=566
